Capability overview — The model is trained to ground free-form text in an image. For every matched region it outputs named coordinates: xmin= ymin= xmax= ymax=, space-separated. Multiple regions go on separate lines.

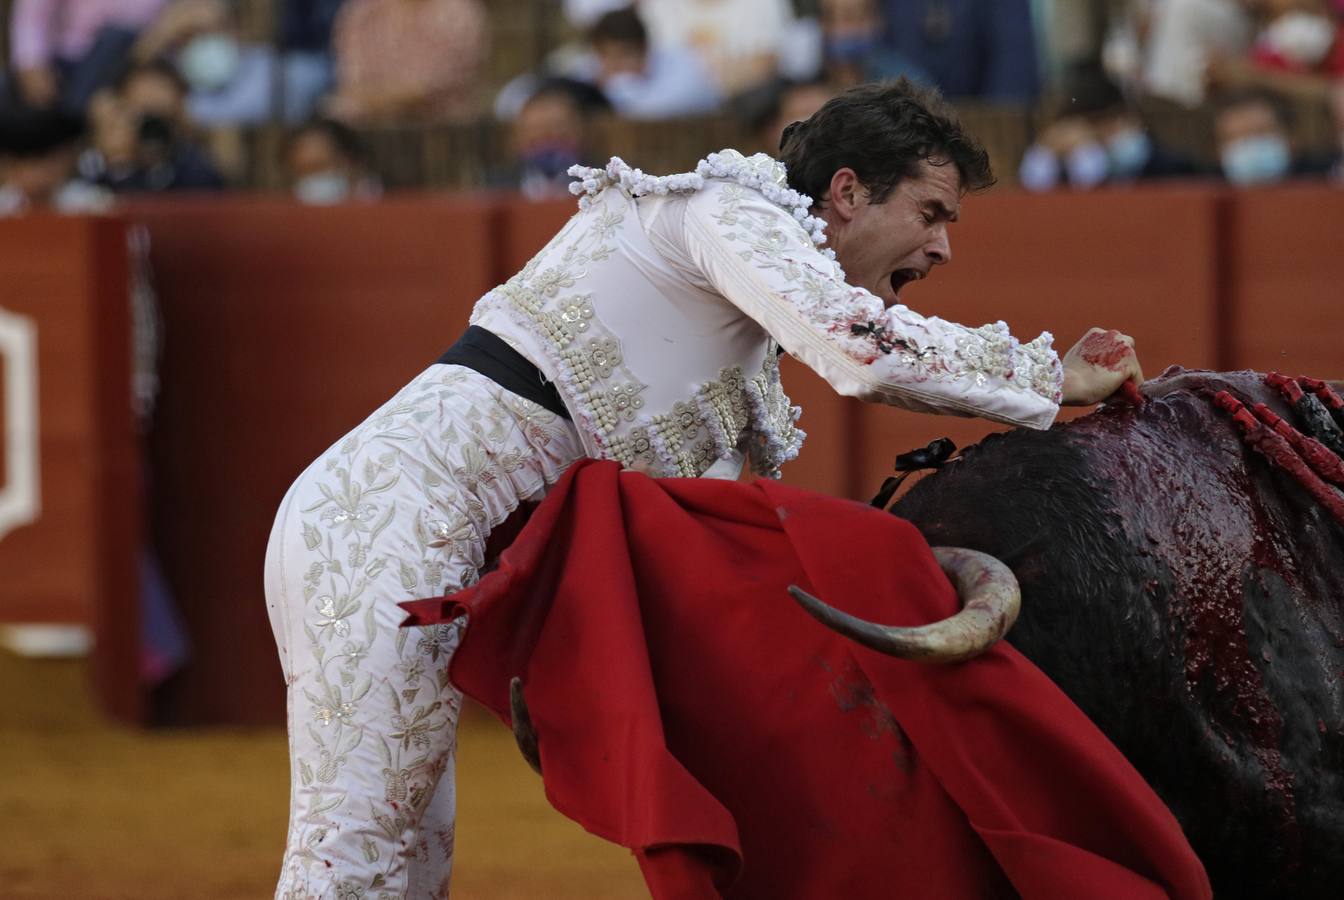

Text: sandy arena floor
xmin=0 ymin=651 xmax=647 ymax=899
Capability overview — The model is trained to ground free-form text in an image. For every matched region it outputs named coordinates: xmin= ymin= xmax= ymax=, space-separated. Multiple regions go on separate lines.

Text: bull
xmin=500 ymin=368 xmax=1342 ymax=897
xmin=796 ymin=368 xmax=1344 ymax=899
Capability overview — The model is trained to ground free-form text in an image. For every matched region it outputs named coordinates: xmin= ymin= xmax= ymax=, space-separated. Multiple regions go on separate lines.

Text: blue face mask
xmin=826 ymin=32 xmax=880 ymax=65
xmin=1107 ymin=128 xmax=1152 ymax=179
xmin=520 ymin=143 xmax=580 ymax=180
xmin=1221 ymin=135 xmax=1291 ymax=186
xmin=1065 ymin=142 xmax=1111 ymax=190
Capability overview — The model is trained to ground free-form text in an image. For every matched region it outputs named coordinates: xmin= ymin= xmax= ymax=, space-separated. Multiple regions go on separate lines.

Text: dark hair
xmin=524 ymin=77 xmax=613 ymax=119
xmin=286 ymin=118 xmax=367 ymax=163
xmin=1055 ymin=62 xmax=1126 ymax=119
xmin=778 ymin=78 xmax=994 ymax=205
xmin=116 ymin=59 xmax=190 ymax=97
xmin=0 ymin=105 xmax=85 ymax=157
xmin=588 ymin=8 xmax=647 ymax=51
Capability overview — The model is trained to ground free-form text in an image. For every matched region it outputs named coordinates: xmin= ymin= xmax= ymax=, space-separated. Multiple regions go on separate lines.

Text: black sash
xmin=436 ymin=326 xmax=571 ymax=420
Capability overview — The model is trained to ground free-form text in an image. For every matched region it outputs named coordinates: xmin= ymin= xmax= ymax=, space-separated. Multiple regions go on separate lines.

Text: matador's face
xmin=829 ymin=159 xmax=960 ymax=308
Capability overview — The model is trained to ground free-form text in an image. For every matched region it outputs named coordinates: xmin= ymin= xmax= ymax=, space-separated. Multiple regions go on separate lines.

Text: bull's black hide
xmin=892 ymin=368 xmax=1344 ymax=900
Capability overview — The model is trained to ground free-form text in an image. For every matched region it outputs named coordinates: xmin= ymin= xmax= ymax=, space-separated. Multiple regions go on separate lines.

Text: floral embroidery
xmin=532 ymin=266 xmax=575 ymax=297
xmin=273 ymin=366 xmax=583 ymax=898
xmin=478 ymin=156 xmax=818 ymax=478
xmin=703 ymin=167 xmax=1062 ymax=404
xmin=488 ymin=137 xmax=1061 ymax=478
xmin=557 ymin=294 xmax=593 ymax=331
xmin=589 ymin=383 xmax=645 ymax=431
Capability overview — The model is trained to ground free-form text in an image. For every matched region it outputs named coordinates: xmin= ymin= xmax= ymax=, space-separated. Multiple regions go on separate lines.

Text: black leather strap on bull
xmin=436 ymin=326 xmax=571 ymax=420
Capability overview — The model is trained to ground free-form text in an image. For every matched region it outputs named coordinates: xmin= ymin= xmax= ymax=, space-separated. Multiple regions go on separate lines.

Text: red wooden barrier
xmin=0 ymin=215 xmax=141 ymax=722
xmin=123 ymin=196 xmax=498 ymax=724
xmin=1224 ymin=185 xmax=1344 ymax=379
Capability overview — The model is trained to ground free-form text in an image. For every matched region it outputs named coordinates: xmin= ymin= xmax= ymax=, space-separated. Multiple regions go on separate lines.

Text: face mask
xmin=1065 ymin=141 xmax=1111 ymax=189
xmin=826 ymin=32 xmax=880 ymax=65
xmin=1221 ymin=135 xmax=1291 ymax=186
xmin=295 ymin=171 xmax=351 ymax=205
xmin=1018 ymin=144 xmax=1061 ymax=192
xmin=179 ymin=34 xmax=241 ymax=92
xmin=1106 ymin=128 xmax=1152 ymax=178
xmin=520 ymin=142 xmax=581 ymax=180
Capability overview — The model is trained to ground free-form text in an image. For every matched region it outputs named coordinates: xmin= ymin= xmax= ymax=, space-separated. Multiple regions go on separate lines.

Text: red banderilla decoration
xmin=1212 ymin=391 xmax=1344 ymax=528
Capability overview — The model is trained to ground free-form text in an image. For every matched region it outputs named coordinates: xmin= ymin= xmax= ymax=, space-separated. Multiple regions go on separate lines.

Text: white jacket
xmin=472 ymin=151 xmax=1062 ymax=480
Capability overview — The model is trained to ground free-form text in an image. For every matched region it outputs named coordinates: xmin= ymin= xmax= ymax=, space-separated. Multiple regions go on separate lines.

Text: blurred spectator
xmin=564 ymin=0 xmax=634 ymax=29
xmin=1247 ymin=0 xmax=1342 ymax=74
xmin=820 ymin=0 xmax=931 ymax=88
xmin=1020 ymin=65 xmax=1197 ymax=191
xmin=494 ymin=7 xmax=722 ymax=122
xmin=1213 ymin=88 xmax=1326 ymax=184
xmin=284 ymin=118 xmax=382 ymax=204
xmin=1206 ymin=0 xmax=1344 ymax=102
xmin=878 ymin=0 xmax=1041 ymax=102
xmin=328 ymin=0 xmax=488 ymax=124
xmin=0 ymin=105 xmax=111 ymax=214
xmin=279 ymin=0 xmax=346 ymax=94
xmin=130 ymin=0 xmax=335 ymax=125
xmin=1143 ymin=0 xmax=1253 ymax=106
xmin=749 ymin=77 xmax=835 ymax=152
xmin=579 ymin=7 xmax=722 ymax=118
xmin=6 ymin=0 xmax=168 ymax=112
xmin=1038 ymin=0 xmax=1124 ymax=88
xmin=78 ymin=61 xmax=225 ymax=192
xmin=500 ymin=78 xmax=611 ymax=201
xmin=640 ymin=0 xmax=799 ymax=97
xmin=1019 ymin=116 xmax=1113 ymax=192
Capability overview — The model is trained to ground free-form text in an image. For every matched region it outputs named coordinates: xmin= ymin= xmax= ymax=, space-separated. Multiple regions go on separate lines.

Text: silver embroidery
xmin=480 ymin=164 xmax=821 ymax=478
xmin=710 ymin=175 xmax=1061 ymax=402
xmin=272 ymin=367 xmax=583 ymax=897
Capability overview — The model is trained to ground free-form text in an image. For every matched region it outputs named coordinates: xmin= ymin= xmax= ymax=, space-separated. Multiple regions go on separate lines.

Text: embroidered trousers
xmin=264 ymin=365 xmax=584 ymax=899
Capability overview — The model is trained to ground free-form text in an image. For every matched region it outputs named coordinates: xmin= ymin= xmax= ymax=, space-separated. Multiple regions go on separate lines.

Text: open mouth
xmin=889 ymin=268 xmax=925 ymax=297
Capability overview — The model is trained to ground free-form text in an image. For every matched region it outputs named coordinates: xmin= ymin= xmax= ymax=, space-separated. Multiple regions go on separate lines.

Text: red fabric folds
xmin=400 ymin=459 xmax=1211 ymax=900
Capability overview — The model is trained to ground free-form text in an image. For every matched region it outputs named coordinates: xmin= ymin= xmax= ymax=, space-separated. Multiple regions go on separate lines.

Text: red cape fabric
xmin=401 ymin=460 xmax=1211 ymax=900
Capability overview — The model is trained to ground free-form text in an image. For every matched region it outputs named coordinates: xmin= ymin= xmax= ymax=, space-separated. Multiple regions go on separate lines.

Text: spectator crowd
xmin=2 ymin=0 xmax=1344 ymax=215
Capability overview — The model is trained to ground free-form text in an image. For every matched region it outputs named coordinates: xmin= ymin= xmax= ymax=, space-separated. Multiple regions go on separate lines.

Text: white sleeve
xmin=674 ymin=180 xmax=1063 ymax=430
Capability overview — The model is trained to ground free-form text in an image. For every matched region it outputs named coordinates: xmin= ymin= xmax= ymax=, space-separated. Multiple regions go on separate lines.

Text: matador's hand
xmin=1061 ymin=328 xmax=1144 ymax=406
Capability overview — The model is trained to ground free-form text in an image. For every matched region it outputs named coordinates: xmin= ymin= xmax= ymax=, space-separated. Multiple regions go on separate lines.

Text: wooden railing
xmin=208 ymin=95 xmax=1338 ymax=192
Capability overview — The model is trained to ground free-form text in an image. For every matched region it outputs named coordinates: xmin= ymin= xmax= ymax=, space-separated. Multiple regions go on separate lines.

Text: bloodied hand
xmin=1060 ymin=327 xmax=1144 ymax=406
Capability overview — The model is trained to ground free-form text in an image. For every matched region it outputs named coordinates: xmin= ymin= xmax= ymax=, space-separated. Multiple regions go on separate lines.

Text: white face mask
xmin=1064 ymin=141 xmax=1112 ymax=189
xmin=1221 ymin=134 xmax=1292 ymax=186
xmin=294 ymin=171 xmax=352 ymax=205
xmin=1259 ymin=13 xmax=1337 ymax=67
xmin=179 ymin=33 xmax=241 ymax=92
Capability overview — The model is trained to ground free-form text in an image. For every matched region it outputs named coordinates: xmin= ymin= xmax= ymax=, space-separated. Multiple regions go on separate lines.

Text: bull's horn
xmin=509 ymin=676 xmax=542 ymax=774
xmin=786 ymin=546 xmax=1020 ymax=664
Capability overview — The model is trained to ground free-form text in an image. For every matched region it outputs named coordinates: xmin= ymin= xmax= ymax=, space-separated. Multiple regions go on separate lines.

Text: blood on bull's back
xmin=891 ymin=368 xmax=1344 ymax=900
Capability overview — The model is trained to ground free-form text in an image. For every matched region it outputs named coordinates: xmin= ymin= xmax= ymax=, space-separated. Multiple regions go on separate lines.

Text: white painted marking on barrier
xmin=0 ymin=307 xmax=40 ymax=540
